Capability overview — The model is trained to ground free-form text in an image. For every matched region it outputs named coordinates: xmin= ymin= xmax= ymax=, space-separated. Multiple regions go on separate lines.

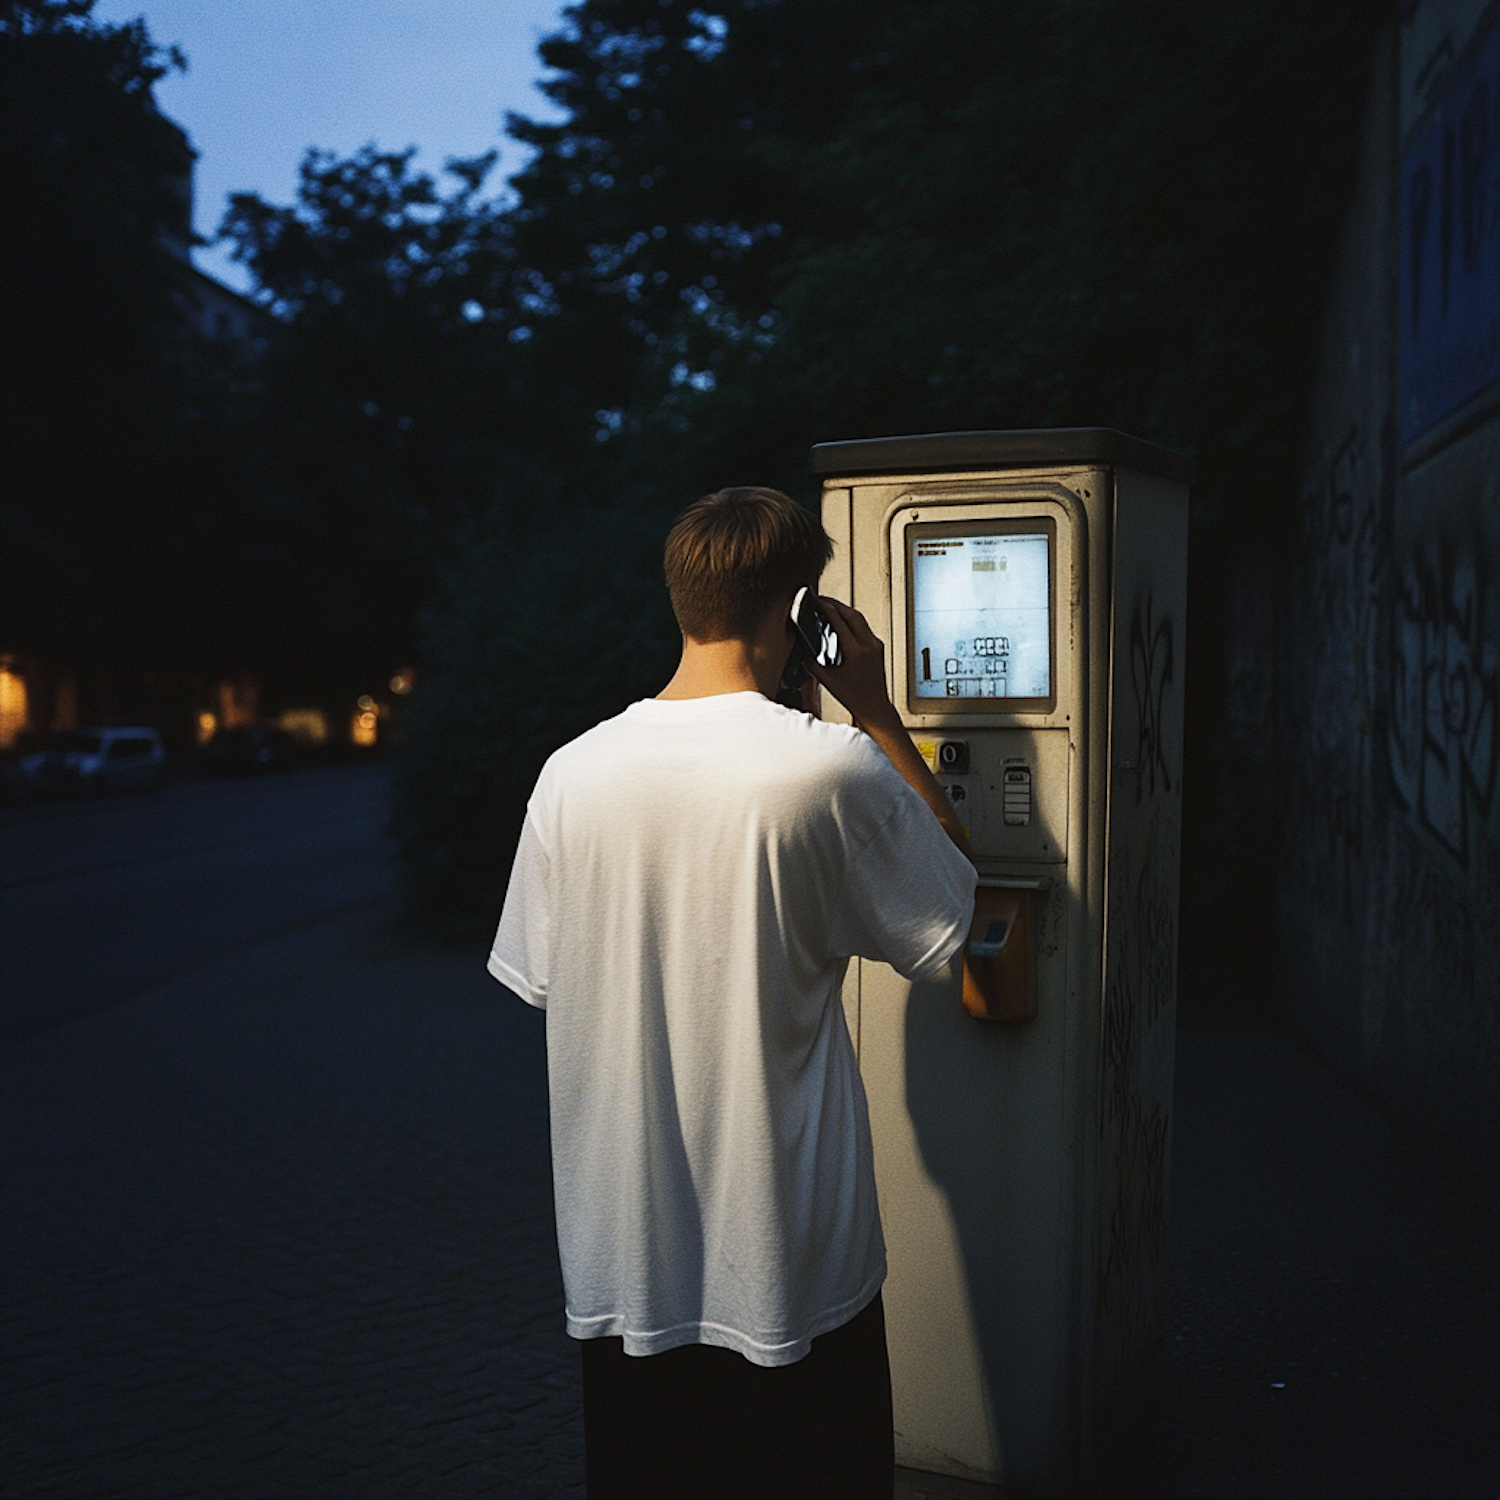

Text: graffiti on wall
xmin=1295 ymin=421 xmax=1392 ymax=923
xmin=1388 ymin=541 xmax=1498 ymax=867
xmin=1306 ymin=424 xmax=1389 ymax=712
xmin=1129 ymin=595 xmax=1174 ymax=803
xmin=1384 ymin=817 xmax=1498 ymax=1033
xmin=1096 ymin=836 xmax=1175 ymax=1360
xmin=1096 ymin=585 xmax=1180 ymax=1385
xmin=1298 ymin=416 xmax=1496 ymax=873
xmin=1273 ymin=13 xmax=1500 ymax=1144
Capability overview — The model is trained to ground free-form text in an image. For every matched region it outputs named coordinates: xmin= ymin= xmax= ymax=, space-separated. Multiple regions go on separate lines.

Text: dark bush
xmin=390 ymin=506 xmax=680 ymax=941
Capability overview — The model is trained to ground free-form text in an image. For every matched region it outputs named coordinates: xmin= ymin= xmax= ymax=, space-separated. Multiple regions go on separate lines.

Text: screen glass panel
xmin=910 ymin=530 xmax=1051 ymax=700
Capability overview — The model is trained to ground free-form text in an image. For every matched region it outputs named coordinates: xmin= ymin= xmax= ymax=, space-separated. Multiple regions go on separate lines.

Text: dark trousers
xmin=580 ymin=1291 xmax=895 ymax=1500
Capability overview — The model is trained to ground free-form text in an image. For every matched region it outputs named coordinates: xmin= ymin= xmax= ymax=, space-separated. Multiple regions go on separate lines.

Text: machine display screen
xmin=909 ymin=529 xmax=1052 ymax=701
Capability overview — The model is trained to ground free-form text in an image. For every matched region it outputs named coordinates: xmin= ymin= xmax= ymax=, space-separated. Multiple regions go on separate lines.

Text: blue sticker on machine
xmin=969 ymin=918 xmax=1010 ymax=959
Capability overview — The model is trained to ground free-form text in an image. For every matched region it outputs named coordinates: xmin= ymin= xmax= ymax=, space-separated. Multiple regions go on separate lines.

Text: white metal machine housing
xmin=812 ymin=428 xmax=1191 ymax=1493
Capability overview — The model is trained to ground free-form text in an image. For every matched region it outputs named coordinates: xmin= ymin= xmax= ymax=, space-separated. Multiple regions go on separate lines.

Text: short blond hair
xmin=664 ymin=487 xmax=832 ymax=641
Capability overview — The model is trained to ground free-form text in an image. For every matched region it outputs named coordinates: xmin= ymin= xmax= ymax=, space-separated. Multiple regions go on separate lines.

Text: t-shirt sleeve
xmin=832 ymin=769 xmax=977 ymax=982
xmin=487 ymin=808 xmax=550 ymax=1007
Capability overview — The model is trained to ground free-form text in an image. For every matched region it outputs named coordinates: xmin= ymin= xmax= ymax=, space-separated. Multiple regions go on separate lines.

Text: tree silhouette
xmin=0 ymin=0 xmax=196 ymax=671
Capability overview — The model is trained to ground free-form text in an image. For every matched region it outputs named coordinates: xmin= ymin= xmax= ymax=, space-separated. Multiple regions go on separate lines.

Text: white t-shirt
xmin=488 ymin=691 xmax=975 ymax=1366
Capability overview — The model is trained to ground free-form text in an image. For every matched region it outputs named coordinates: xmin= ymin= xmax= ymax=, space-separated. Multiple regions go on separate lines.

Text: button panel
xmin=916 ymin=729 xmax=1067 ymax=861
xmin=1002 ymin=765 xmax=1032 ymax=825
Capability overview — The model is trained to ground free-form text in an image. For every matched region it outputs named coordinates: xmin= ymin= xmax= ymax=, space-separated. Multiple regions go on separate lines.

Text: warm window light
xmin=217 ymin=677 xmax=258 ymax=730
xmin=0 ymin=658 xmax=27 ymax=750
xmin=351 ymin=709 xmax=379 ymax=747
xmin=196 ymin=710 xmax=218 ymax=745
xmin=51 ymin=675 xmax=78 ymax=731
xmin=278 ymin=708 xmax=329 ymax=745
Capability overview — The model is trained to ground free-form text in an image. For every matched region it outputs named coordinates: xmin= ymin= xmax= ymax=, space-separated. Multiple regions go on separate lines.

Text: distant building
xmin=185 ymin=261 xmax=268 ymax=349
xmin=1 ymin=111 xmax=272 ymax=755
xmin=158 ymin=113 xmax=271 ymax=354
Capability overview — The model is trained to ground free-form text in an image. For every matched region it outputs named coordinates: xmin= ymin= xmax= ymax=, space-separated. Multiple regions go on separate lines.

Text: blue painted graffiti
xmin=1400 ymin=22 xmax=1500 ymax=443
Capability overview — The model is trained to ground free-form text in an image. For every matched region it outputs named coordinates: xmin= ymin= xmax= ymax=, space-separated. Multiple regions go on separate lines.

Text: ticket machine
xmin=812 ymin=429 xmax=1191 ymax=1494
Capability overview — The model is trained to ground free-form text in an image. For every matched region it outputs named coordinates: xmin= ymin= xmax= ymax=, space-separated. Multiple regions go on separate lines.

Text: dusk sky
xmin=92 ymin=0 xmax=570 ymax=292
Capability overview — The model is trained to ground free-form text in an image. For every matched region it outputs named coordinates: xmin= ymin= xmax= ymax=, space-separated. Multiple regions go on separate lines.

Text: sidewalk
xmin=1158 ymin=1020 xmax=1498 ymax=1499
xmin=2 ymin=896 xmax=1494 ymax=1496
xmin=0 ymin=898 xmax=585 ymax=1499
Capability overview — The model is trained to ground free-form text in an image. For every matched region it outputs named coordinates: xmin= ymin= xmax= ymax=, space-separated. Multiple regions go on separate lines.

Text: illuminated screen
xmin=910 ymin=531 xmax=1051 ymax=700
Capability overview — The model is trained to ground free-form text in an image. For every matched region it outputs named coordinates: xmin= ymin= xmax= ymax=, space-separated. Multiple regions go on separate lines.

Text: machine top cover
xmin=809 ymin=427 xmax=1193 ymax=484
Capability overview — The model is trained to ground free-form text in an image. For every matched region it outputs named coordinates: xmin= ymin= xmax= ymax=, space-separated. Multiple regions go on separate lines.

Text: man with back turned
xmin=488 ymin=486 xmax=976 ymax=1498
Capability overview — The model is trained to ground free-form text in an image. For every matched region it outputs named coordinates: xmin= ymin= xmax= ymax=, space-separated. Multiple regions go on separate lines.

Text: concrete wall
xmin=1278 ymin=0 xmax=1499 ymax=1162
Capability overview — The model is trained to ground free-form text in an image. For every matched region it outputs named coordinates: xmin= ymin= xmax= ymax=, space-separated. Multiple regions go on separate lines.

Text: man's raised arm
xmin=811 ymin=597 xmax=974 ymax=863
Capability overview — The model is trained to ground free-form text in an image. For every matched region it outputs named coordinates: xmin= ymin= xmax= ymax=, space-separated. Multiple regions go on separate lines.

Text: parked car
xmin=19 ymin=727 xmax=166 ymax=795
xmin=199 ymin=724 xmax=300 ymax=775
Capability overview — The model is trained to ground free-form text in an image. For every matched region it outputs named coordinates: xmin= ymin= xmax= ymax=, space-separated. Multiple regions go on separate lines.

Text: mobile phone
xmin=789 ymin=586 xmax=843 ymax=670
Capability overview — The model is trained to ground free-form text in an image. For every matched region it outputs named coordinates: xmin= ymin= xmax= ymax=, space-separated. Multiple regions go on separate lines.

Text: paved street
xmin=1 ymin=768 xmax=583 ymax=1498
xmin=0 ymin=765 xmax=397 ymax=1044
xmin=1 ymin=766 xmax=1495 ymax=1497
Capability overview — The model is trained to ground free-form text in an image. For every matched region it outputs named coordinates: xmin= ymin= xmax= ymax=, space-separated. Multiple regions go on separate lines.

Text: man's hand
xmin=810 ymin=598 xmax=973 ymax=862
xmin=809 ymin=597 xmax=902 ymax=732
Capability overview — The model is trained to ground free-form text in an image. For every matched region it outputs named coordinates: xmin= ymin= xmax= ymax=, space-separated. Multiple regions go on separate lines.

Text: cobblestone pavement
xmin=1 ymin=773 xmax=584 ymax=1498
xmin=2 ymin=771 xmax=1494 ymax=1498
